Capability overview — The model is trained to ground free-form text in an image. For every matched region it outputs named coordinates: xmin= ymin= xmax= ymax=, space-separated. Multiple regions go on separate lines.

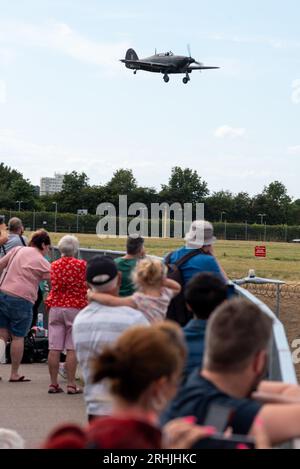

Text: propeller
xmin=187 ymin=43 xmax=192 ymax=58
xmin=187 ymin=43 xmax=203 ymax=66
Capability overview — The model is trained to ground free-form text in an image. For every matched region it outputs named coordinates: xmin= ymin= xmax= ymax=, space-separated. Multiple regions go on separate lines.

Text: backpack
xmin=6 ymin=330 xmax=48 ymax=364
xmin=165 ymin=249 xmax=207 ymax=327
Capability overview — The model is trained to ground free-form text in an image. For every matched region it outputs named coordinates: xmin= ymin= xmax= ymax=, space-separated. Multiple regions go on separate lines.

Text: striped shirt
xmin=72 ymin=301 xmax=149 ymax=417
xmin=0 ymin=234 xmax=28 ymax=258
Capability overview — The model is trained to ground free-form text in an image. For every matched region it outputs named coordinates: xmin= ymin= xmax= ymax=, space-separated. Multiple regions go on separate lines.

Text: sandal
xmin=48 ymin=384 xmax=64 ymax=394
xmin=67 ymin=385 xmax=83 ymax=395
xmin=9 ymin=376 xmax=31 ymax=382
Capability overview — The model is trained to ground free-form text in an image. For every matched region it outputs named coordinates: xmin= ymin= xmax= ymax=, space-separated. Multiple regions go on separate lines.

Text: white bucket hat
xmin=184 ymin=220 xmax=216 ymax=249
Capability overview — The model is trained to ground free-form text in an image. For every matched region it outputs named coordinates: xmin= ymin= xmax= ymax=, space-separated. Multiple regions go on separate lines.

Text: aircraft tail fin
xmin=125 ymin=48 xmax=138 ymax=61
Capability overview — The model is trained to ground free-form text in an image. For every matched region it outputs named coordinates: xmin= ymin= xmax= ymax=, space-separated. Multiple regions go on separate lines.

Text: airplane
xmin=120 ymin=46 xmax=219 ymax=84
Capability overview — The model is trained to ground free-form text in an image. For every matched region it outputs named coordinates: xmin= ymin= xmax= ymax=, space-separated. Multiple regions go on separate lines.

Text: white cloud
xmin=292 ymin=80 xmax=300 ymax=104
xmin=214 ymin=125 xmax=246 ymax=139
xmin=0 ymin=48 xmax=15 ymax=65
xmin=0 ymin=20 xmax=130 ymax=69
xmin=0 ymin=129 xmax=160 ymax=187
xmin=288 ymin=145 xmax=300 ymax=155
xmin=0 ymin=129 xmax=100 ymax=183
xmin=0 ymin=80 xmax=7 ymax=104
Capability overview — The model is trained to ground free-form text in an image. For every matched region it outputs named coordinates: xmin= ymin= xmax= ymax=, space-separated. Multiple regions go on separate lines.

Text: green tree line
xmin=1 ymin=163 xmax=299 ymax=225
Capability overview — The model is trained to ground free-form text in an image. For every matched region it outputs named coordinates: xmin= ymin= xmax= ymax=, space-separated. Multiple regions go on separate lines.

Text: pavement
xmin=0 ymin=363 xmax=86 ymax=448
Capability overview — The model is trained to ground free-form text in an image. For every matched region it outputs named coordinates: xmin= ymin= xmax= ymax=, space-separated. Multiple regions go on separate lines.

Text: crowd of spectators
xmin=1 ymin=217 xmax=300 ymax=450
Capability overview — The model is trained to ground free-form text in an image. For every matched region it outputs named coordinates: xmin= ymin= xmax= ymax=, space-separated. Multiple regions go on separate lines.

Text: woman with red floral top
xmin=46 ymin=235 xmax=87 ymax=394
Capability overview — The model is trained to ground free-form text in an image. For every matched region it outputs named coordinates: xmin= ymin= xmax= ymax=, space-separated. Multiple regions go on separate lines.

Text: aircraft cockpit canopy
xmin=157 ymin=51 xmax=174 ymax=57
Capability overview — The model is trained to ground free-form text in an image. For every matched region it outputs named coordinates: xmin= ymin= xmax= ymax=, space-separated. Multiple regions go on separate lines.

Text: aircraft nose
xmin=189 ymin=57 xmax=195 ymax=64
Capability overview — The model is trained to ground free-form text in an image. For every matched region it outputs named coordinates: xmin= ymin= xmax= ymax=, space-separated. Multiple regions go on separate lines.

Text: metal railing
xmin=233 ymin=275 xmax=286 ymax=318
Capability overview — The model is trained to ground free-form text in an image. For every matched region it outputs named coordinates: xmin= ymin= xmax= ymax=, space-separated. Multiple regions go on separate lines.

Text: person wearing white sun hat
xmin=165 ymin=220 xmax=227 ymax=288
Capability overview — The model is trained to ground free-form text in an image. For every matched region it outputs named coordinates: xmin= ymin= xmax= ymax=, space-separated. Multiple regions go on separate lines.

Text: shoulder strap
xmin=1 ymin=244 xmax=6 ymax=256
xmin=166 ymin=248 xmax=206 ymax=268
xmin=19 ymin=235 xmax=26 ymax=247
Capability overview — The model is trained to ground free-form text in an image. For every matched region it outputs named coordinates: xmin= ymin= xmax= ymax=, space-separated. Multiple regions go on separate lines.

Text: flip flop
xmin=67 ymin=385 xmax=83 ymax=395
xmin=9 ymin=376 xmax=31 ymax=382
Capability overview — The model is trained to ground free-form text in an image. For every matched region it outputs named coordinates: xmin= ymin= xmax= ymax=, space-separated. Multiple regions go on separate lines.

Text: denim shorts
xmin=0 ymin=292 xmax=33 ymax=337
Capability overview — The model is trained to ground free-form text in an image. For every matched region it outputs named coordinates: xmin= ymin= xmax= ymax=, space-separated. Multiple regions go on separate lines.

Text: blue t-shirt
xmin=183 ymin=319 xmax=207 ymax=380
xmin=167 ymin=247 xmax=224 ymax=286
xmin=160 ymin=370 xmax=262 ymax=435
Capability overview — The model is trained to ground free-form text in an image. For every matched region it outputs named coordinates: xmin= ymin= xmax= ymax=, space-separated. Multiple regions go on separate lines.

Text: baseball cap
xmin=86 ymin=256 xmax=118 ymax=286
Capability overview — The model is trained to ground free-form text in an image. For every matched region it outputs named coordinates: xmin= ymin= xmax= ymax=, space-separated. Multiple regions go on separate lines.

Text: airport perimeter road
xmin=0 ymin=363 xmax=86 ymax=448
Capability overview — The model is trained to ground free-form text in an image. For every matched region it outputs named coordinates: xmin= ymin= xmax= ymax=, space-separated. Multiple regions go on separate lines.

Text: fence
xmin=244 ymin=282 xmax=300 ymax=300
xmin=2 ymin=209 xmax=300 ymax=241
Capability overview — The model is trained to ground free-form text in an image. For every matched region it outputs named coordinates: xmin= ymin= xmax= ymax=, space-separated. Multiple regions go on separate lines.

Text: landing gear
xmin=163 ymin=74 xmax=170 ymax=83
xmin=133 ymin=70 xmax=137 ymax=75
xmin=183 ymin=73 xmax=190 ymax=84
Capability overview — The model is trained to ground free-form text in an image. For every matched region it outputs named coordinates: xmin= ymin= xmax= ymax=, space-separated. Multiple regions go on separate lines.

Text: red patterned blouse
xmin=46 ymin=256 xmax=88 ymax=309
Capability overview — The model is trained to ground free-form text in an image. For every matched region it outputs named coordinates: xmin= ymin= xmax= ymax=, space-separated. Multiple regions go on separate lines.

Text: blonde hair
xmin=132 ymin=257 xmax=166 ymax=289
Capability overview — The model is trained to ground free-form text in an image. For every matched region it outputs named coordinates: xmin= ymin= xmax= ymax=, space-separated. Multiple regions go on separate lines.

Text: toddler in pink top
xmin=88 ymin=257 xmax=181 ymax=323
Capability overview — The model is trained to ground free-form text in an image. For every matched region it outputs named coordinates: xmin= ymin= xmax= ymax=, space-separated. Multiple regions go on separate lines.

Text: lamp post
xmin=220 ymin=211 xmax=226 ymax=223
xmin=52 ymin=202 xmax=58 ymax=233
xmin=264 ymin=220 xmax=267 ymax=242
xmin=258 ymin=213 xmax=266 ymax=225
xmin=16 ymin=200 xmax=23 ymax=211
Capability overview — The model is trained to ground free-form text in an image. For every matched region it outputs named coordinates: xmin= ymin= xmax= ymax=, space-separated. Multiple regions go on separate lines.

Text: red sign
xmin=255 ymin=246 xmax=266 ymax=258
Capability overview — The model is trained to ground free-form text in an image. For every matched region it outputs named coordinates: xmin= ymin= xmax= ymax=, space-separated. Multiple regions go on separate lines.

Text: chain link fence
xmin=244 ymin=283 xmax=300 ymax=300
xmin=2 ymin=209 xmax=300 ymax=241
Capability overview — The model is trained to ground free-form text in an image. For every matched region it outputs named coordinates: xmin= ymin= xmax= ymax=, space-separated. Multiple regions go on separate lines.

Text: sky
xmin=0 ymin=0 xmax=300 ymax=198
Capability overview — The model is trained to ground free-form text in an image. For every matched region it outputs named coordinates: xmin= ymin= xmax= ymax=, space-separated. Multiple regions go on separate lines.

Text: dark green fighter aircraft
xmin=120 ymin=46 xmax=219 ymax=84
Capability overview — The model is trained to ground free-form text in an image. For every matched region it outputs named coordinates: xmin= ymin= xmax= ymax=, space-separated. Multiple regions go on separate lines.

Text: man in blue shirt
xmin=161 ymin=298 xmax=300 ymax=445
xmin=166 ymin=220 xmax=227 ymax=286
xmin=183 ymin=272 xmax=228 ymax=380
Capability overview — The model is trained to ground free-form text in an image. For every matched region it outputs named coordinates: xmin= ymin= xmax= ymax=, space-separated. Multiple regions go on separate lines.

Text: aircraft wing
xmin=120 ymin=59 xmax=175 ymax=71
xmin=187 ymin=65 xmax=220 ymax=71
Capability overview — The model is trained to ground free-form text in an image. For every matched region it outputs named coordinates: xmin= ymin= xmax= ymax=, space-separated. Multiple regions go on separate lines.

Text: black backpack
xmin=6 ymin=330 xmax=48 ymax=364
xmin=165 ymin=249 xmax=207 ymax=327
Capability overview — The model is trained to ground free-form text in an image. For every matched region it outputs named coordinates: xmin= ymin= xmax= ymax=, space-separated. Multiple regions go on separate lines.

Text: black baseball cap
xmin=86 ymin=256 xmax=118 ymax=286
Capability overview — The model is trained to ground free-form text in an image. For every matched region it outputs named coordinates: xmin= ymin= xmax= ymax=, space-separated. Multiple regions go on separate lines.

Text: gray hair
xmin=8 ymin=217 xmax=23 ymax=233
xmin=90 ymin=276 xmax=119 ymax=293
xmin=58 ymin=235 xmax=79 ymax=257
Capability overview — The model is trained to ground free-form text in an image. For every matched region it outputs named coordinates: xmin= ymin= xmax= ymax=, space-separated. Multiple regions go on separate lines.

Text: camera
xmin=191 ymin=403 xmax=256 ymax=449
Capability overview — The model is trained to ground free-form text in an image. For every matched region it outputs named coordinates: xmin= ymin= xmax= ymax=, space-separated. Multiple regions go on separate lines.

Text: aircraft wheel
xmin=163 ymin=75 xmax=169 ymax=83
xmin=183 ymin=77 xmax=189 ymax=84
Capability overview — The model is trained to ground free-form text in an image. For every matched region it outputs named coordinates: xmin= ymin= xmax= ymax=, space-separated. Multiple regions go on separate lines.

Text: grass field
xmin=30 ymin=232 xmax=300 ymax=283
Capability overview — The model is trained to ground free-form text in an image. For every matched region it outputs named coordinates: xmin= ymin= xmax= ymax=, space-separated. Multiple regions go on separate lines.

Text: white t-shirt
xmin=73 ymin=301 xmax=149 ymax=417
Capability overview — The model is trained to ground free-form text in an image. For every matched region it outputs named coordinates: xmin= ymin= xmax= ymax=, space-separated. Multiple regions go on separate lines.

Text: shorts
xmin=48 ymin=307 xmax=80 ymax=351
xmin=0 ymin=292 xmax=33 ymax=337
